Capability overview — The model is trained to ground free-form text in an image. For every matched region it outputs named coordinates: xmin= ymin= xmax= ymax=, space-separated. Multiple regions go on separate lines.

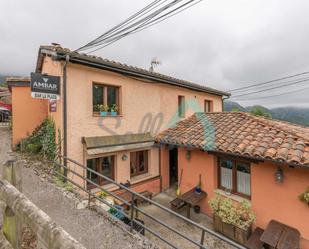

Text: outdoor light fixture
xmin=122 ymin=154 xmax=128 ymax=161
xmin=275 ymin=167 xmax=284 ymax=183
xmin=186 ymin=150 xmax=191 ymax=160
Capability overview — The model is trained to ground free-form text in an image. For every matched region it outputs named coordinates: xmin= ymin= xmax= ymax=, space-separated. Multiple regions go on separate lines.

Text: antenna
xmin=149 ymin=57 xmax=161 ymax=72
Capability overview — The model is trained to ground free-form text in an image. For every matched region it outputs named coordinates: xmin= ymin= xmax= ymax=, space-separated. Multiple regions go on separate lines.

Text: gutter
xmin=53 ymin=52 xmax=230 ymax=97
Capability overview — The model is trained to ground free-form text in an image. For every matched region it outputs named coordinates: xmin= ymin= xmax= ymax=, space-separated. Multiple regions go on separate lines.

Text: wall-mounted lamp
xmin=122 ymin=154 xmax=128 ymax=161
xmin=186 ymin=150 xmax=191 ymax=160
xmin=275 ymin=167 xmax=284 ymax=183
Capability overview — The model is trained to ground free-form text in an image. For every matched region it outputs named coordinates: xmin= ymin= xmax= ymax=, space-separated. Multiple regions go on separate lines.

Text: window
xmin=87 ymin=156 xmax=115 ymax=189
xmin=218 ymin=157 xmax=251 ymax=198
xmin=204 ymin=100 xmax=213 ymax=113
xmin=178 ymin=96 xmax=185 ymax=117
xmin=92 ymin=83 xmax=120 ymax=113
xmin=130 ymin=150 xmax=148 ymax=177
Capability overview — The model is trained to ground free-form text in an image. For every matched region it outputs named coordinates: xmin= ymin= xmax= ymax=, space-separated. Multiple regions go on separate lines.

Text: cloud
xmin=1 ymin=0 xmax=309 ymax=107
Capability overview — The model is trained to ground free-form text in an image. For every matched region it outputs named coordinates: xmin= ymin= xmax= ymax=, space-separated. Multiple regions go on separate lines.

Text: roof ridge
xmin=38 ymin=44 xmax=230 ymax=96
xmin=241 ymin=112 xmax=309 ymax=142
xmin=193 ymin=112 xmax=309 ymax=142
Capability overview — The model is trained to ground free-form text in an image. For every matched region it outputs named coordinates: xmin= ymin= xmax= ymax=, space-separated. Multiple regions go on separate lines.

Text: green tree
xmin=231 ymin=107 xmax=239 ymax=112
xmin=250 ymin=107 xmax=272 ymax=119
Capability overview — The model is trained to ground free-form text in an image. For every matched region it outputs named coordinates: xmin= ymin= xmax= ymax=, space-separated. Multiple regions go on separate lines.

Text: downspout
xmin=63 ymin=54 xmax=69 ymax=178
xmin=222 ymin=95 xmax=230 ymax=112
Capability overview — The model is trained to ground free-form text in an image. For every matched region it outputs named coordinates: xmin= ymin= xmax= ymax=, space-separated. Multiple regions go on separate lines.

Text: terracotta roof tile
xmin=156 ymin=112 xmax=309 ymax=167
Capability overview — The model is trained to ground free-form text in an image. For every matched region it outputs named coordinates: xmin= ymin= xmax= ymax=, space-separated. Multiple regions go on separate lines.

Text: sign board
xmin=30 ymin=73 xmax=60 ymax=100
xmin=49 ymin=100 xmax=57 ymax=112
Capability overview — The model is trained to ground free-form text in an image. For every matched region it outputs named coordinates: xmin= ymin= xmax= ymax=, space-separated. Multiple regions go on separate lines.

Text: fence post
xmin=2 ymin=160 xmax=23 ymax=248
xmin=200 ymin=229 xmax=205 ymax=249
xmin=130 ymin=193 xmax=135 ymax=233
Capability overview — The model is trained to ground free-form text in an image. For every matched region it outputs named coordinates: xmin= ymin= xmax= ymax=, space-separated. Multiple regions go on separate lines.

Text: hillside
xmin=224 ymin=101 xmax=309 ymax=127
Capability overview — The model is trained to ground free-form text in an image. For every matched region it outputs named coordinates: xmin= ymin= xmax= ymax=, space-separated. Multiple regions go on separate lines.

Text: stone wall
xmin=0 ymin=160 xmax=86 ymax=249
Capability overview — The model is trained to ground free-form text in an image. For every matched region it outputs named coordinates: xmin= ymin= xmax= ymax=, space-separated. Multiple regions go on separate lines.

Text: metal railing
xmin=53 ymin=154 xmax=246 ymax=249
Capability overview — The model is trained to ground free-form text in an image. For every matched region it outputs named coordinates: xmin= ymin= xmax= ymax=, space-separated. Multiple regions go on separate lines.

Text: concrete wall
xmin=163 ymin=148 xmax=309 ymax=248
xmin=11 ymin=87 xmax=48 ymax=146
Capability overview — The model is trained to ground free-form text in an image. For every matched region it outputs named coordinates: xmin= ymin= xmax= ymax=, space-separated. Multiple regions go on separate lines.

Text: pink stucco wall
xmin=11 ymin=87 xmax=48 ymax=146
xmin=38 ymin=57 xmax=223 ymax=191
xmin=170 ymin=148 xmax=309 ymax=247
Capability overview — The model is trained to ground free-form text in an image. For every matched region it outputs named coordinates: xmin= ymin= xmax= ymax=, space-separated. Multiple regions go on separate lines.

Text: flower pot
xmin=195 ymin=187 xmax=202 ymax=194
xmin=193 ymin=205 xmax=200 ymax=214
xmin=100 ymin=111 xmax=108 ymax=117
xmin=222 ymin=222 xmax=235 ymax=240
xmin=213 ymin=215 xmax=223 ymax=233
xmin=110 ymin=111 xmax=118 ymax=116
xmin=234 ymin=226 xmax=252 ymax=245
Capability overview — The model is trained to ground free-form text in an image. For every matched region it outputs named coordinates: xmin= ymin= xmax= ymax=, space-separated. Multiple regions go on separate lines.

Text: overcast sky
xmin=1 ymin=0 xmax=309 ymax=107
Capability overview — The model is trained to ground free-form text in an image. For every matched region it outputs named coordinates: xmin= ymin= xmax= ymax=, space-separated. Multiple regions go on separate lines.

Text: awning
xmin=82 ymin=133 xmax=155 ymax=156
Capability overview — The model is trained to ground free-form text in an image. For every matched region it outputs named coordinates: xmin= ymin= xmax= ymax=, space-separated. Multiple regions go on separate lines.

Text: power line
xmin=82 ymin=0 xmax=189 ymax=51
xmin=77 ymin=0 xmax=184 ymax=52
xmin=229 ymin=71 xmax=309 ymax=92
xmin=230 ymin=77 xmax=309 ymax=98
xmin=129 ymin=0 xmax=203 ymax=36
xmin=77 ymin=0 xmax=203 ymax=53
xmin=76 ymin=0 xmax=165 ymax=52
xmin=86 ymin=0 xmax=200 ymax=54
xmin=231 ymin=85 xmax=309 ymax=101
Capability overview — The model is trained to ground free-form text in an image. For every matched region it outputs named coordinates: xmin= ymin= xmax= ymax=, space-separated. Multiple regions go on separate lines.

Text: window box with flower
xmin=209 ymin=195 xmax=256 ymax=245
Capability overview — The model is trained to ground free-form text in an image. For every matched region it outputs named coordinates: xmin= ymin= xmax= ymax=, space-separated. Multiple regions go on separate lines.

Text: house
xmin=156 ymin=112 xmax=309 ymax=248
xmin=7 ymin=77 xmax=47 ymax=145
xmin=8 ymin=43 xmax=229 ymax=196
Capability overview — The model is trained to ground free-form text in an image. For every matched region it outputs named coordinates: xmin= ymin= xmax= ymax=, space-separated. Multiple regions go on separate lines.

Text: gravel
xmin=0 ymin=127 xmax=158 ymax=249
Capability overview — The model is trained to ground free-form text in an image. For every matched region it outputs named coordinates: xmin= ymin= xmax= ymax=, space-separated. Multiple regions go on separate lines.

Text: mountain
xmin=224 ymin=101 xmax=309 ymax=127
xmin=0 ymin=75 xmax=7 ymax=85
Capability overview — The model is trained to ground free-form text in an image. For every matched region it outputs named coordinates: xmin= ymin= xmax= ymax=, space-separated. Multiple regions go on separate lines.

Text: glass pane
xmin=205 ymin=101 xmax=211 ymax=112
xmin=93 ymin=85 xmax=104 ymax=111
xmin=178 ymin=96 xmax=185 ymax=117
xmin=107 ymin=86 xmax=117 ymax=108
xmin=220 ymin=159 xmax=233 ymax=190
xmin=101 ymin=156 xmax=114 ymax=181
xmin=87 ymin=159 xmax=98 ymax=185
xmin=130 ymin=150 xmax=148 ymax=176
xmin=237 ymin=163 xmax=251 ymax=196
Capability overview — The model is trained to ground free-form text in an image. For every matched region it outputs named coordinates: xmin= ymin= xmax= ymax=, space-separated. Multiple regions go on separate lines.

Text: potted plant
xmin=195 ymin=174 xmax=202 ymax=194
xmin=208 ymin=195 xmax=255 ymax=244
xmin=209 ymin=195 xmax=224 ymax=233
xmin=110 ymin=104 xmax=118 ymax=116
xmin=99 ymin=104 xmax=109 ymax=117
xmin=234 ymin=200 xmax=255 ymax=244
xmin=299 ymin=187 xmax=309 ymax=206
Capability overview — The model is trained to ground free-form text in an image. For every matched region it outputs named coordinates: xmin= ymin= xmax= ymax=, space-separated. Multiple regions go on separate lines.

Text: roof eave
xmin=50 ymin=50 xmax=230 ymax=97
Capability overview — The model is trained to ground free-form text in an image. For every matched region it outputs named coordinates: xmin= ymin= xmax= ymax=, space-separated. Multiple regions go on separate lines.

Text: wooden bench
xmin=136 ymin=191 xmax=153 ymax=204
xmin=245 ymin=227 xmax=265 ymax=249
xmin=170 ymin=197 xmax=186 ymax=212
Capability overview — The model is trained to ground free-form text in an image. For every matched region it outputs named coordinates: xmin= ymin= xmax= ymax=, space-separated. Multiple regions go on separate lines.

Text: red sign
xmin=49 ymin=100 xmax=57 ymax=112
xmin=0 ymin=102 xmax=11 ymax=111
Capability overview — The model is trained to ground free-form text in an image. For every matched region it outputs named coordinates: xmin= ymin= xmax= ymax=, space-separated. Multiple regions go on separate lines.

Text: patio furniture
xmin=136 ymin=190 xmax=153 ymax=204
xmin=178 ymin=188 xmax=207 ymax=218
xmin=170 ymin=198 xmax=186 ymax=212
xmin=260 ymin=220 xmax=300 ymax=249
xmin=245 ymin=227 xmax=265 ymax=249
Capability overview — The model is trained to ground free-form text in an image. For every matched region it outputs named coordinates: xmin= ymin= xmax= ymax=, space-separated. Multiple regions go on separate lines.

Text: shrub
xmin=299 ymin=187 xmax=309 ymax=206
xmin=209 ymin=195 xmax=255 ymax=229
xmin=19 ymin=117 xmax=57 ymax=160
